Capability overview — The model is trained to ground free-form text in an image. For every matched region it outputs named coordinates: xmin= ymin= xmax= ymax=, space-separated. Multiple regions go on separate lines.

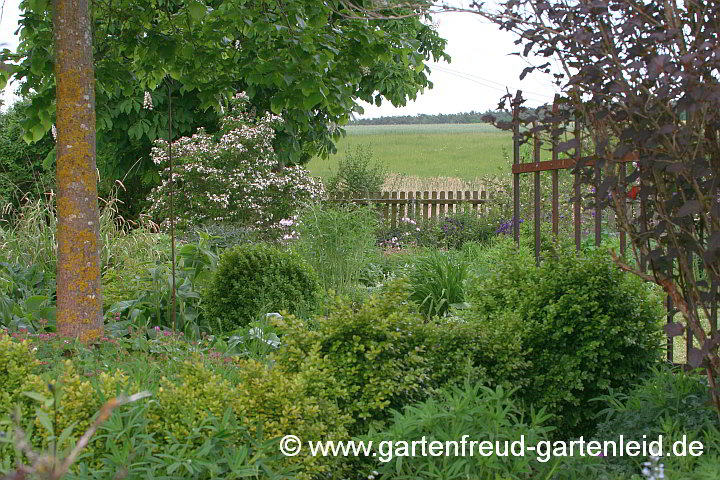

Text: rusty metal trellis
xmin=509 ymin=92 xmax=689 ymax=364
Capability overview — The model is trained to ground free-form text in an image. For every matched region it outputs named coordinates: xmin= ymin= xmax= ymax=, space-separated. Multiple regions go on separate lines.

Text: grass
xmin=308 ymin=124 xmax=517 ymax=181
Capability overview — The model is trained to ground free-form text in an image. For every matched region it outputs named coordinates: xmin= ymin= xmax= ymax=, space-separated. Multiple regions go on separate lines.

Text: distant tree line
xmin=350 ymin=110 xmax=515 ymax=125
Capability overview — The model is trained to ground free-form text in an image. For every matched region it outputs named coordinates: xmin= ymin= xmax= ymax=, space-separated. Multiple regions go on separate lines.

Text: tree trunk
xmin=53 ymin=0 xmax=103 ymax=341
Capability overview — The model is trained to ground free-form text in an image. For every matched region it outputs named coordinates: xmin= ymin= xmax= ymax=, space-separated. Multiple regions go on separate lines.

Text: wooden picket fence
xmin=327 ymin=190 xmax=489 ymax=228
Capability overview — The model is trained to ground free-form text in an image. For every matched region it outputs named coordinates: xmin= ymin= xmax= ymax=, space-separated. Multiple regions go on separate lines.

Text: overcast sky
xmin=0 ymin=0 xmax=559 ymax=117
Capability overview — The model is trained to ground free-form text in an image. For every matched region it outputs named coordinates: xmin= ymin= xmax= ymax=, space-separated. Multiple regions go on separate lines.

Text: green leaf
xmin=270 ymin=96 xmax=284 ymax=114
xmin=25 ymin=295 xmax=49 ymax=312
xmin=0 ymin=64 xmax=11 ymax=90
xmin=35 ymin=408 xmax=54 ymax=436
xmin=303 ymin=92 xmax=324 ymax=110
xmin=42 ymin=148 xmax=56 ymax=171
xmin=188 ymin=1 xmax=206 ymax=21
xmin=57 ymin=421 xmax=78 ymax=448
xmin=22 ymin=391 xmax=50 ymax=404
xmin=30 ymin=123 xmax=46 ymax=142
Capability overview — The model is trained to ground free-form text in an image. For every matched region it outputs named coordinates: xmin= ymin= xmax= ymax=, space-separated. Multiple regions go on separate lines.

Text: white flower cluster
xmin=143 ymin=91 xmax=153 ymax=110
xmin=147 ymin=92 xmax=324 ymax=231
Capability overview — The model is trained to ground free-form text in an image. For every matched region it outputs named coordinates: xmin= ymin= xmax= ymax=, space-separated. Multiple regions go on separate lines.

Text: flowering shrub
xmin=147 ymin=93 xmax=324 ymax=231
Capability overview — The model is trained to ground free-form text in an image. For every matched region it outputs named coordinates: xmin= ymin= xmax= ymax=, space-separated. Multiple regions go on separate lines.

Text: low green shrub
xmin=364 ymin=381 xmax=559 ymax=480
xmin=0 ymin=357 xmax=296 ymax=479
xmin=424 ymin=315 xmax=530 ymax=393
xmin=464 ymin=240 xmax=665 ymax=437
xmin=326 ymin=144 xmax=386 ymax=196
xmin=203 ymin=243 xmax=319 ymax=331
xmin=272 ymin=280 xmax=430 ymax=435
xmin=84 ymin=400 xmax=289 ymax=480
xmin=1 ymin=356 xmax=129 ymax=466
xmin=231 ymin=359 xmax=351 ymax=478
xmin=1 ymin=344 xmax=344 ymax=479
xmin=24 ymin=361 xmax=130 ymax=453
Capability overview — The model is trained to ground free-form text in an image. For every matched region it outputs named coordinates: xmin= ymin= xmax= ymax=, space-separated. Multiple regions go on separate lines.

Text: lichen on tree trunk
xmin=52 ymin=0 xmax=104 ymax=341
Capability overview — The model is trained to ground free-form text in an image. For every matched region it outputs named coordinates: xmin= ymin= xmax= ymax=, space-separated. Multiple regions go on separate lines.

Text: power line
xmin=428 ymin=65 xmax=555 ymax=104
xmin=431 ymin=65 xmax=557 ymax=100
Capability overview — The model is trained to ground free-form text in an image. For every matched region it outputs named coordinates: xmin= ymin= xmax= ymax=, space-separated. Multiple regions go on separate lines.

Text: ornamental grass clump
xmin=408 ymin=249 xmax=468 ymax=319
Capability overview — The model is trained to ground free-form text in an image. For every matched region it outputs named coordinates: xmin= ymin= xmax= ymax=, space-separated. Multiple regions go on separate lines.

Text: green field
xmin=307 ymin=124 xmax=515 ymax=181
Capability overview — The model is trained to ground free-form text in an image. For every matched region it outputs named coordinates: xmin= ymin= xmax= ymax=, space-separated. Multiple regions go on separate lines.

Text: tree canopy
xmin=1 ymin=0 xmax=448 ymax=186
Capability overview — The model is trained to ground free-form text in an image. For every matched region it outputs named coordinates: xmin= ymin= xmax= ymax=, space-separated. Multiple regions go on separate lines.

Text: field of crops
xmin=307 ymin=124 xmax=515 ymax=182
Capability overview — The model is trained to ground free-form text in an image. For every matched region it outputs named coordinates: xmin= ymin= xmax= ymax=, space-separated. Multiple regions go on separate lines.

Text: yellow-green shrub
xmin=0 ymin=332 xmax=41 ymax=463
xmin=1 ymin=356 xmax=128 ymax=469
xmin=0 ymin=332 xmax=40 ymax=418
xmin=23 ymin=360 xmax=129 ymax=452
xmin=146 ymin=358 xmax=350 ymax=479
xmin=147 ymin=360 xmax=233 ymax=447
xmin=272 ymin=279 xmax=430 ymax=435
xmin=231 ymin=359 xmax=351 ymax=479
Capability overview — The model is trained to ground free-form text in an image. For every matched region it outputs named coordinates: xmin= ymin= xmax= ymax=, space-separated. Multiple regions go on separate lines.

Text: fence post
xmin=383 ymin=192 xmax=389 ymax=224
xmin=551 ymin=99 xmax=559 ymax=238
xmin=423 ymin=191 xmax=429 ymax=222
xmin=372 ymin=191 xmax=381 ymax=218
xmin=574 ymin=114 xmax=582 ymax=251
xmin=513 ymin=90 xmax=522 ymax=246
xmin=431 ymin=191 xmax=438 ymax=220
xmin=534 ymin=130 xmax=541 ymax=266
xmin=439 ymin=191 xmax=446 ymax=219
xmin=447 ymin=191 xmax=454 ymax=216
xmin=415 ymin=191 xmax=421 ymax=222
xmin=391 ymin=191 xmax=398 ymax=229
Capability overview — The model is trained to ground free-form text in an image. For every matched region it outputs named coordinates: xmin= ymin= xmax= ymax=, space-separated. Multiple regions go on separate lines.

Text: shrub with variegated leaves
xmin=147 ymin=93 xmax=324 ymax=231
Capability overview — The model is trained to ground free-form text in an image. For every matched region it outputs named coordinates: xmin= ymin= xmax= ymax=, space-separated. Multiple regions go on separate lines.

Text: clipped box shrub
xmin=203 ymin=243 xmax=320 ymax=331
xmin=231 ymin=359 xmax=351 ymax=479
xmin=272 ymin=279 xmax=431 ymax=435
xmin=147 ymin=360 xmax=233 ymax=447
xmin=465 ymin=240 xmax=664 ymax=437
xmin=424 ymin=314 xmax=530 ymax=394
